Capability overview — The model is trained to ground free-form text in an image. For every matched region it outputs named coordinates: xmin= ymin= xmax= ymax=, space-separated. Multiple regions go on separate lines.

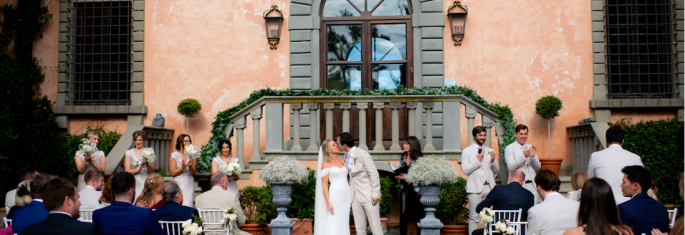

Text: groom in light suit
xmin=504 ymin=124 xmax=541 ymax=203
xmin=462 ymin=126 xmax=500 ymax=235
xmin=337 ymin=132 xmax=383 ymax=235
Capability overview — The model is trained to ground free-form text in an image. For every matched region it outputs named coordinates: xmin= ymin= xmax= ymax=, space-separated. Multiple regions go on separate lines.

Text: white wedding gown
xmin=314 ymin=147 xmax=351 ymax=235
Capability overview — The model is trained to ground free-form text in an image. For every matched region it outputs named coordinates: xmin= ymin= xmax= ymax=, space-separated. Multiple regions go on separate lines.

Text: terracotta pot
xmin=292 ymin=218 xmax=313 ymax=235
xmin=240 ymin=224 xmax=264 ymax=235
xmin=380 ymin=218 xmax=388 ymax=231
xmin=539 ymin=158 xmax=564 ymax=175
xmin=350 ymin=225 xmax=357 ymax=235
xmin=441 ymin=223 xmax=468 ymax=235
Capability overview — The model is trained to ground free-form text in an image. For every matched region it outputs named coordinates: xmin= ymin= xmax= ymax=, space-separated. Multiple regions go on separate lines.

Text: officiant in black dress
xmin=395 ymin=136 xmax=424 ymax=235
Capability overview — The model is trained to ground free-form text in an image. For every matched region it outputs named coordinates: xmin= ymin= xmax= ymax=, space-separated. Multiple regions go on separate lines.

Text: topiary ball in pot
xmin=535 ymin=95 xmax=563 ymax=120
xmin=177 ymin=98 xmax=202 ymax=118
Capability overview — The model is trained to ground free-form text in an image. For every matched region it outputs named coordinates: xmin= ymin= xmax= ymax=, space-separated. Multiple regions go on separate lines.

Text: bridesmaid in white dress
xmin=169 ymin=134 xmax=197 ymax=207
xmin=211 ymin=140 xmax=241 ymax=196
xmin=124 ymin=130 xmax=156 ymax=199
xmin=75 ymin=131 xmax=107 ymax=191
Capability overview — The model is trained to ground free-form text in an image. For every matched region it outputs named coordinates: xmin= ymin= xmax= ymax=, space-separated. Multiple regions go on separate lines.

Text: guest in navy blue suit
xmin=92 ymin=172 xmax=166 ymax=235
xmin=618 ymin=166 xmax=669 ymax=235
xmin=473 ymin=170 xmax=535 ymax=235
xmin=154 ymin=181 xmax=199 ymax=221
xmin=20 ymin=178 xmax=102 ymax=235
xmin=12 ymin=173 xmax=56 ymax=234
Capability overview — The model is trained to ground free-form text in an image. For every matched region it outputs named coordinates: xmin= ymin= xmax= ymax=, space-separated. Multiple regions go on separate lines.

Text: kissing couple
xmin=314 ymin=132 xmax=383 ymax=235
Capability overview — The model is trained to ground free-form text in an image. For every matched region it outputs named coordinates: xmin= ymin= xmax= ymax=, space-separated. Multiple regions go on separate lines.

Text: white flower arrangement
xmin=135 ymin=148 xmax=156 ymax=168
xmin=78 ymin=138 xmax=99 ymax=162
xmin=494 ymin=220 xmax=515 ymax=235
xmin=181 ymin=219 xmax=203 ymax=235
xmin=184 ymin=144 xmax=201 ymax=159
xmin=258 ymin=156 xmax=309 ymax=183
xmin=404 ymin=155 xmax=459 ymax=185
xmin=219 ymin=162 xmax=242 ymax=181
xmin=479 ymin=208 xmax=494 ymax=225
xmin=220 ymin=207 xmax=238 ymax=227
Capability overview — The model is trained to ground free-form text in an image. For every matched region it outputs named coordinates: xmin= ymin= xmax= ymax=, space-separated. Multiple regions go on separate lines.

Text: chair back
xmin=159 ymin=221 xmax=185 ymax=235
xmin=488 ymin=209 xmax=523 ymax=235
xmin=4 ymin=207 xmax=9 ymax=213
xmin=667 ymin=209 xmax=678 ymax=228
xmin=78 ymin=209 xmax=95 ymax=223
xmin=3 ymin=217 xmax=11 ymax=228
xmin=507 ymin=221 xmax=528 ymax=235
xmin=198 ymin=209 xmax=229 ymax=235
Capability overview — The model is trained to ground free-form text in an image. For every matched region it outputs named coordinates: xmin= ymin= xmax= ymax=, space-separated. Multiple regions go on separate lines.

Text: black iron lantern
xmin=263 ymin=5 xmax=283 ymax=49
xmin=447 ymin=1 xmax=468 ymax=46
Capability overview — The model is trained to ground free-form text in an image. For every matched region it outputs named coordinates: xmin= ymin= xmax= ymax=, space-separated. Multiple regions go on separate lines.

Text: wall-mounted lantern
xmin=447 ymin=1 xmax=468 ymax=46
xmin=263 ymin=5 xmax=283 ymax=49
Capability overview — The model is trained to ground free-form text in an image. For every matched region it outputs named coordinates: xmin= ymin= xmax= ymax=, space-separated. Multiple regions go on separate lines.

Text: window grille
xmin=605 ymin=0 xmax=679 ymax=98
xmin=67 ymin=1 xmax=132 ymax=105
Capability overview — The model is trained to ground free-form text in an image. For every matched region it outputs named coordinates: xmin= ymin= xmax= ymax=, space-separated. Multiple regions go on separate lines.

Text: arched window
xmin=320 ymin=0 xmax=413 ymax=90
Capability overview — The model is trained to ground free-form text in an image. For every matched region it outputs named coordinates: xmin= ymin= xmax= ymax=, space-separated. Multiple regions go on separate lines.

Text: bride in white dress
xmin=169 ymin=134 xmax=197 ymax=207
xmin=314 ymin=139 xmax=351 ymax=235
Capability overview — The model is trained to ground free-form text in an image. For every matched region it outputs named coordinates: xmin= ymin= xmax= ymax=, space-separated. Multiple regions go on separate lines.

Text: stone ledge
xmin=52 ymin=105 xmax=148 ymax=115
xmin=589 ymin=99 xmax=684 ymax=108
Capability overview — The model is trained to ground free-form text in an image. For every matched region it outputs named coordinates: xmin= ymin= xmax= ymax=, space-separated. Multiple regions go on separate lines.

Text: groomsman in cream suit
xmin=195 ymin=172 xmax=248 ymax=235
xmin=337 ymin=132 xmax=383 ymax=235
xmin=504 ymin=124 xmax=541 ymax=203
xmin=78 ymin=169 xmax=104 ymax=209
xmin=462 ymin=126 xmax=500 ymax=235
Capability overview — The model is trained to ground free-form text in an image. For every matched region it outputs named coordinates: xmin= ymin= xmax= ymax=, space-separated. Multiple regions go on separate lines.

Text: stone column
xmin=235 ymin=117 xmax=247 ymax=165
xmin=423 ymin=102 xmax=435 ymax=151
xmin=482 ymin=116 xmax=494 ymax=149
xmin=465 ymin=106 xmax=477 ymax=146
xmin=251 ymin=107 xmax=263 ymax=163
xmin=357 ymin=103 xmax=369 ymax=151
xmin=307 ymin=103 xmax=319 ymax=151
xmin=324 ymin=103 xmax=335 ymax=140
xmin=291 ymin=103 xmax=303 ymax=151
xmin=390 ymin=101 xmax=402 ymax=151
xmin=341 ymin=102 xmax=351 ymax=133
xmin=407 ymin=102 xmax=417 ymax=136
xmin=373 ymin=102 xmax=385 ymax=152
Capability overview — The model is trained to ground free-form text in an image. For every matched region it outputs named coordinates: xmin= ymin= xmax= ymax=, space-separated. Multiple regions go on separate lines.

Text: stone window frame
xmin=590 ymin=0 xmax=684 ymax=121
xmin=54 ymin=0 xmax=147 ymax=118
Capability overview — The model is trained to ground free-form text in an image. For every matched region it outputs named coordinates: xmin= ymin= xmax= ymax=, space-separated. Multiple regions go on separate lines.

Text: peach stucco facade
xmin=32 ymin=0 xmax=675 ymax=175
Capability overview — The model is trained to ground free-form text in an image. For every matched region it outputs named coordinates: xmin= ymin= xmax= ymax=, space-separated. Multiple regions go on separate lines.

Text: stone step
xmin=559 ymin=175 xmax=573 ymax=196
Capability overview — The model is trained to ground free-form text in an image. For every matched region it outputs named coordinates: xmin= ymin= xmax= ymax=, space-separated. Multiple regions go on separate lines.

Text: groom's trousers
xmin=352 ymin=197 xmax=383 ymax=235
xmin=467 ymin=185 xmax=492 ymax=235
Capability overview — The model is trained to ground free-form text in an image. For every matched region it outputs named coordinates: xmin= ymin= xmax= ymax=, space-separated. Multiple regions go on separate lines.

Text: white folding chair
xmin=667 ymin=209 xmax=678 ymax=228
xmin=159 ymin=221 xmax=185 ymax=235
xmin=3 ymin=217 xmax=11 ymax=228
xmin=198 ymin=209 xmax=230 ymax=235
xmin=487 ymin=209 xmax=523 ymax=235
xmin=508 ymin=221 xmax=528 ymax=235
xmin=78 ymin=209 xmax=95 ymax=223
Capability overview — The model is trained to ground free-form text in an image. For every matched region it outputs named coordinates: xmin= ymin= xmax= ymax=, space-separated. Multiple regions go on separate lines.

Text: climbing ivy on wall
xmin=197 ymin=86 xmax=517 ymax=173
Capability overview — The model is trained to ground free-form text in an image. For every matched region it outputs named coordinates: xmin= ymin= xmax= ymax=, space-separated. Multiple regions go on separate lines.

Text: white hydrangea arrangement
xmin=219 ymin=162 xmax=242 ymax=181
xmin=494 ymin=220 xmax=515 ymax=235
xmin=78 ymin=138 xmax=98 ymax=162
xmin=181 ymin=219 xmax=203 ymax=235
xmin=184 ymin=144 xmax=201 ymax=160
xmin=135 ymin=148 xmax=156 ymax=168
xmin=404 ymin=155 xmax=459 ymax=185
xmin=221 ymin=207 xmax=238 ymax=227
xmin=258 ymin=156 xmax=309 ymax=183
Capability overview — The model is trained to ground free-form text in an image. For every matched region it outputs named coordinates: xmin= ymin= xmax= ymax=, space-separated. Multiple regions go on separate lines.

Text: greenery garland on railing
xmin=197 ymin=86 xmax=517 ymax=172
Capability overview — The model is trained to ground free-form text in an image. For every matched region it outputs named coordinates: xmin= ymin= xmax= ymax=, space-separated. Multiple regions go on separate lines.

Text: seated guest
xmin=652 ymin=173 xmax=684 ymax=235
xmin=20 ymin=178 xmax=102 ymax=235
xmin=153 ymin=181 xmax=198 ymax=221
xmin=79 ymin=169 xmax=104 ymax=209
xmin=5 ymin=167 xmax=38 ymax=208
xmin=618 ymin=166 xmax=669 ymax=235
xmin=566 ymin=172 xmax=586 ymax=202
xmin=526 ymin=170 xmax=579 ymax=235
xmin=563 ymin=178 xmax=632 ymax=235
xmin=135 ymin=174 xmax=165 ymax=210
xmin=92 ymin=172 xmax=165 ymax=235
xmin=474 ymin=170 xmax=534 ymax=235
xmin=95 ymin=176 xmax=114 ymax=209
xmin=12 ymin=173 xmax=55 ymax=234
xmin=7 ymin=180 xmax=32 ymax=219
xmin=195 ymin=172 xmax=248 ymax=235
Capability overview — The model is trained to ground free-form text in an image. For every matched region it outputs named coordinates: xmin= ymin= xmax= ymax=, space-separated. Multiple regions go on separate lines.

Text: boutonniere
xmin=353 ymin=155 xmax=358 ymax=164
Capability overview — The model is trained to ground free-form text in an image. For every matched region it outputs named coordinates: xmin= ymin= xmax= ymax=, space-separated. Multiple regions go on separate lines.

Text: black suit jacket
xmin=20 ymin=213 xmax=102 ymax=235
xmin=475 ymin=182 xmax=535 ymax=222
xmin=153 ymin=201 xmax=199 ymax=222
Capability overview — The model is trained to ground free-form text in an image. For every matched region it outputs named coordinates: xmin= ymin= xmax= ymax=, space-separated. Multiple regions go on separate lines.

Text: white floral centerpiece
xmin=184 ymin=144 xmax=201 ymax=160
xmin=258 ymin=156 xmax=309 ymax=183
xmin=405 ymin=155 xmax=459 ymax=185
xmin=494 ymin=220 xmax=515 ymax=235
xmin=181 ymin=219 xmax=203 ymax=235
xmin=219 ymin=162 xmax=242 ymax=182
xmin=135 ymin=148 xmax=156 ymax=168
xmin=220 ymin=207 xmax=238 ymax=227
xmin=78 ymin=138 xmax=99 ymax=163
xmin=479 ymin=208 xmax=494 ymax=225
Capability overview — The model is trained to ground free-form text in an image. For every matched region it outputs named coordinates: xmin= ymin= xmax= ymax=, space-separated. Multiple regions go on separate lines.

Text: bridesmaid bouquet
xmin=495 ymin=220 xmax=515 ymax=234
xmin=181 ymin=219 xmax=203 ymax=235
xmin=219 ymin=162 xmax=242 ymax=180
xmin=184 ymin=144 xmax=201 ymax=160
xmin=135 ymin=148 xmax=156 ymax=168
xmin=79 ymin=138 xmax=99 ymax=163
xmin=221 ymin=207 xmax=238 ymax=227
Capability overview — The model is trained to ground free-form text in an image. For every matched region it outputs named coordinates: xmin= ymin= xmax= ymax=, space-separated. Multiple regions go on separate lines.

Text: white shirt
xmin=49 ymin=211 xmax=73 ymax=217
xmin=345 ymin=146 xmax=357 ymax=171
xmin=33 ymin=199 xmax=43 ymax=203
xmin=86 ymin=185 xmax=97 ymax=191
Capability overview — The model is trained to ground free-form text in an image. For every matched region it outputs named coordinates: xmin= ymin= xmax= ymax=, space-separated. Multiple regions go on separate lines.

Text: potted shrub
xmin=239 ymin=185 xmax=277 ymax=235
xmin=535 ymin=95 xmax=564 ymax=174
xmin=258 ymin=156 xmax=310 ymax=234
xmin=405 ymin=155 xmax=460 ymax=234
xmin=177 ymin=98 xmax=202 ymax=133
xmin=379 ymin=176 xmax=397 ymax=233
xmin=287 ymin=168 xmax=316 ymax=235
xmin=436 ymin=177 xmax=469 ymax=235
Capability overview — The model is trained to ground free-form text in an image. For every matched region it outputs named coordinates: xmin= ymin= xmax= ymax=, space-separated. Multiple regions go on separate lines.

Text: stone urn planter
xmin=269 ymin=182 xmax=296 ymax=235
xmin=417 ymin=184 xmax=444 ymax=235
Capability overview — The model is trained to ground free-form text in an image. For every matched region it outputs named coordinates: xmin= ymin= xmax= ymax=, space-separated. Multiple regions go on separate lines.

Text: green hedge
xmin=287 ymin=168 xmax=316 ymax=219
xmin=614 ymin=118 xmax=683 ymax=208
xmin=197 ymin=86 xmax=517 ymax=172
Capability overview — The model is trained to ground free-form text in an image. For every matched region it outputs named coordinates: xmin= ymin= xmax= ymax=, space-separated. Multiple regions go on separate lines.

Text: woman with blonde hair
xmin=135 ymin=173 xmax=165 ymax=209
xmin=314 ymin=139 xmax=351 ymax=235
xmin=566 ymin=172 xmax=587 ymax=202
xmin=75 ymin=131 xmax=107 ymax=191
xmin=124 ymin=130 xmax=156 ymax=198
xmin=7 ymin=180 xmax=32 ymax=219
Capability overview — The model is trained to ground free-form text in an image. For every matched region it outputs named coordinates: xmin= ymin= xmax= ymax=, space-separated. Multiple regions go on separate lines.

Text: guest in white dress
xmin=211 ymin=140 xmax=241 ymax=196
xmin=75 ymin=131 xmax=107 ymax=192
xmin=169 ymin=134 xmax=197 ymax=207
xmin=123 ymin=130 xmax=155 ymax=199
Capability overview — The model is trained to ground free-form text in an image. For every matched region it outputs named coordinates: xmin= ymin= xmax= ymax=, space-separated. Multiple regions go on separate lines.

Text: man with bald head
xmin=473 ymin=170 xmax=535 ymax=235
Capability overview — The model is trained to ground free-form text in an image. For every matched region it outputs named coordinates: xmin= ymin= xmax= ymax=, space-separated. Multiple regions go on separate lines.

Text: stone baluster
xmin=265 ymin=103 xmax=284 ymax=151
xmin=341 ymin=103 xmax=351 ymax=133
xmin=358 ymin=103 xmax=369 ymax=150
xmin=373 ymin=102 xmax=385 ymax=152
xmin=153 ymin=134 xmax=160 ymax=168
xmin=251 ymin=107 xmax=263 ymax=164
xmin=443 ymin=101 xmax=462 ymax=152
xmin=235 ymin=116 xmax=247 ymax=165
xmin=324 ymin=103 xmax=335 ymax=140
xmin=465 ymin=106 xmax=477 ymax=146
xmin=390 ymin=101 xmax=402 ymax=151
xmin=291 ymin=103 xmax=303 ymax=151
xmin=307 ymin=103 xmax=319 ymax=151
xmin=482 ymin=115 xmax=494 ymax=148
xmin=407 ymin=102 xmax=417 ymax=136
xmin=423 ymin=102 xmax=435 ymax=151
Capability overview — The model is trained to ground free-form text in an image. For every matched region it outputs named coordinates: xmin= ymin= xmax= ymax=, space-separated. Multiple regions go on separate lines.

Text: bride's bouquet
xmin=220 ymin=207 xmax=238 ymax=227
xmin=78 ymin=138 xmax=99 ymax=163
xmin=181 ymin=219 xmax=203 ymax=235
xmin=135 ymin=148 xmax=156 ymax=168
xmin=219 ymin=162 xmax=243 ymax=178
xmin=184 ymin=144 xmax=201 ymax=160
